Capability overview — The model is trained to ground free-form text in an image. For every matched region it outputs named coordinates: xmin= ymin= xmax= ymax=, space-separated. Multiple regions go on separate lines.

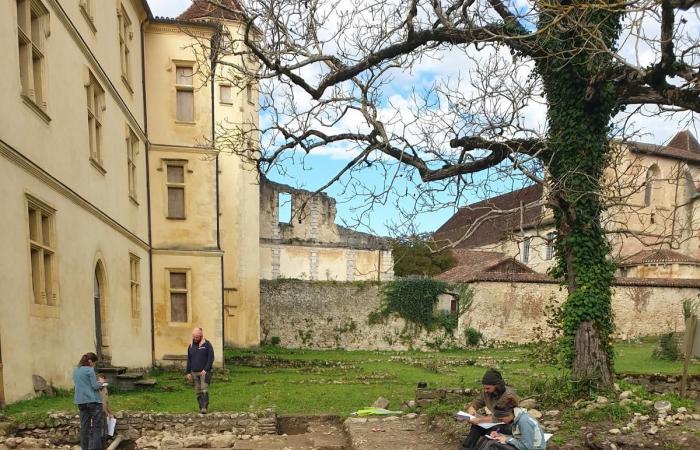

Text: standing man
xmin=186 ymin=327 xmax=214 ymax=414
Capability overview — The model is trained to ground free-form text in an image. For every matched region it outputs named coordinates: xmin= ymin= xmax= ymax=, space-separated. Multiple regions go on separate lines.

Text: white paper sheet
xmin=107 ymin=417 xmax=117 ymax=437
xmin=454 ymin=411 xmax=504 ymax=428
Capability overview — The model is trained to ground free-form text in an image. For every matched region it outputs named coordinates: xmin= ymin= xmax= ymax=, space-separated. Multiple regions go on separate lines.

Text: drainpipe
xmin=141 ymin=17 xmax=156 ymax=365
xmin=211 ymin=26 xmax=226 ymax=362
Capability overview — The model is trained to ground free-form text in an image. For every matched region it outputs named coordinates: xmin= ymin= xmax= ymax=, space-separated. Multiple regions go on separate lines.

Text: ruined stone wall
xmin=4 ymin=412 xmax=277 ymax=446
xmin=260 ymin=279 xmax=699 ymax=349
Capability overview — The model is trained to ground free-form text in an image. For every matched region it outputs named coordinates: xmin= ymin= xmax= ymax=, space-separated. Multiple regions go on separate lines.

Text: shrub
xmin=270 ymin=336 xmax=281 ymax=346
xmin=652 ymin=333 xmax=681 ymax=361
xmin=465 ymin=327 xmax=483 ymax=346
xmin=682 ymin=298 xmax=698 ymax=320
xmin=381 ymin=277 xmax=449 ymax=330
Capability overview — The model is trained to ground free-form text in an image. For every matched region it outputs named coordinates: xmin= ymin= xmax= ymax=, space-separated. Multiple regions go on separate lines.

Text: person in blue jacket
xmin=475 ymin=394 xmax=546 ymax=450
xmin=73 ymin=352 xmax=103 ymax=450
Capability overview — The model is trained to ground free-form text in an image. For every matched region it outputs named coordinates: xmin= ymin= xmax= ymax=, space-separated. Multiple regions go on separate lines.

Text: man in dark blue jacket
xmin=186 ymin=327 xmax=214 ymax=413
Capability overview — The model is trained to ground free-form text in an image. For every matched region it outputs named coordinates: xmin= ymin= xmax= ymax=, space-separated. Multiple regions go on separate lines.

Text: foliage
xmin=379 ymin=278 xmax=449 ymax=331
xmin=682 ymin=298 xmax=698 ymax=320
xmin=464 ymin=327 xmax=483 ymax=346
xmin=527 ymin=372 xmax=601 ymax=408
xmin=652 ymin=333 xmax=681 ymax=361
xmin=269 ymin=336 xmax=281 ymax=347
xmin=392 ymin=235 xmax=457 ymax=277
xmin=527 ymin=297 xmax=565 ymax=365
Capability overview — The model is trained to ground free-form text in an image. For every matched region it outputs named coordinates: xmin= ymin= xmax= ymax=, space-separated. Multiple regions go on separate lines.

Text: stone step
xmin=116 ymin=372 xmax=145 ymax=380
xmin=98 ymin=366 xmax=128 ymax=375
xmin=134 ymin=378 xmax=157 ymax=387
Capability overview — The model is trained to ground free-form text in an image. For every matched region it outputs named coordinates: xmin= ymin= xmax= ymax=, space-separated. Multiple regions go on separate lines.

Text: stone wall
xmin=3 ymin=411 xmax=277 ymax=446
xmin=260 ymin=278 xmax=700 ymax=349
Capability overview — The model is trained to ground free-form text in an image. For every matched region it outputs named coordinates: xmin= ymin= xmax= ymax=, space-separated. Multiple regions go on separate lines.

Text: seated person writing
xmin=475 ymin=395 xmax=546 ymax=450
xmin=460 ymin=369 xmax=519 ymax=450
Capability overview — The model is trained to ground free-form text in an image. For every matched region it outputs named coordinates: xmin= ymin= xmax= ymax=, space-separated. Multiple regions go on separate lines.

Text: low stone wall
xmin=618 ymin=373 xmax=700 ymax=400
xmin=4 ymin=411 xmax=277 ymax=446
xmin=261 ymin=279 xmax=699 ymax=349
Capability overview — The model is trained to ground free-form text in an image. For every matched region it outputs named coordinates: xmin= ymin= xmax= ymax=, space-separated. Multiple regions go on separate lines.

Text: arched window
xmin=644 ymin=165 xmax=660 ymax=207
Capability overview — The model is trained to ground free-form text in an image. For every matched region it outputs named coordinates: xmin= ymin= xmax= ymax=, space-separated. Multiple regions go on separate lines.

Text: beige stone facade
xmin=259 ymin=179 xmax=394 ymax=281
xmin=0 ymin=0 xmax=260 ymax=404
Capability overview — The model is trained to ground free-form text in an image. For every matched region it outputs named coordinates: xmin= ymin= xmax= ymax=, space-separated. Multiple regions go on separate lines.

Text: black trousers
xmin=78 ymin=402 xmax=104 ymax=450
xmin=474 ymin=437 xmax=513 ymax=450
xmin=460 ymin=424 xmax=512 ymax=450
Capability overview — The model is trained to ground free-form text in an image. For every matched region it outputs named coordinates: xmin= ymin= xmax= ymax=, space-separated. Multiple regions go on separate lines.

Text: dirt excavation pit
xmin=230 ymin=415 xmax=350 ymax=450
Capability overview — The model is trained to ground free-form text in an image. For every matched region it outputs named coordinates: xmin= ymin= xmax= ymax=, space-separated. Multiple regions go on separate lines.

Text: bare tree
xmin=190 ymin=0 xmax=700 ymax=385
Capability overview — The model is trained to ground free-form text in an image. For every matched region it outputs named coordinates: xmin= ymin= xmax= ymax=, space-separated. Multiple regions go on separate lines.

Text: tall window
xmin=127 ymin=127 xmax=138 ymax=200
xmin=129 ymin=254 xmax=140 ymax=318
xmin=220 ymin=84 xmax=232 ymax=104
xmin=545 ymin=232 xmax=556 ymax=261
xmin=644 ymin=165 xmax=659 ymax=207
xmin=27 ymin=197 xmax=57 ymax=306
xmin=522 ymin=237 xmax=531 ymax=263
xmin=175 ymin=66 xmax=194 ymax=121
xmin=165 ymin=161 xmax=186 ymax=219
xmin=246 ymin=83 xmax=254 ymax=104
xmin=86 ymin=72 xmax=105 ymax=168
xmin=168 ymin=271 xmax=189 ymax=323
xmin=278 ymin=192 xmax=292 ymax=223
xmin=118 ymin=6 xmax=131 ymax=84
xmin=16 ymin=0 xmax=49 ymax=112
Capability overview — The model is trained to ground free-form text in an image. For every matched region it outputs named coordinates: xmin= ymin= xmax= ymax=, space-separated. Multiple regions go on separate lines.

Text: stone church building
xmin=435 ymin=131 xmax=700 ymax=280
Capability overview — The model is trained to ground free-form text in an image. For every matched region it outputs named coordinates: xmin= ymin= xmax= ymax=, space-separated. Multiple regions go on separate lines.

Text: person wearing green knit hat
xmin=459 ymin=369 xmax=519 ymax=450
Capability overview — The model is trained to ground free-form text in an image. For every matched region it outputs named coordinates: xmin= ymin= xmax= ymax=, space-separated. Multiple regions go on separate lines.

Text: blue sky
xmin=148 ymin=1 xmax=700 ymax=237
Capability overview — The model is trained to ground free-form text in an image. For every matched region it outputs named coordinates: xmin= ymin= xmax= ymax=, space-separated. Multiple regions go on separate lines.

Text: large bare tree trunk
xmin=573 ymin=321 xmax=613 ymax=385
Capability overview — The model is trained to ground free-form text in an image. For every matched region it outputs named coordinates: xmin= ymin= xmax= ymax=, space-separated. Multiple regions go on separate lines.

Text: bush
xmin=652 ymin=333 xmax=681 ymax=361
xmin=381 ymin=278 xmax=449 ymax=330
xmin=270 ymin=336 xmax=281 ymax=346
xmin=465 ymin=327 xmax=483 ymax=346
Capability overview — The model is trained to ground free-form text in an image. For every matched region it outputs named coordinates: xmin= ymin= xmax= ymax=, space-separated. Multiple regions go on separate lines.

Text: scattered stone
xmin=405 ymin=413 xmax=418 ymax=419
xmin=677 ymin=407 xmax=688 ymax=413
xmin=647 ymin=426 xmax=658 ymax=435
xmin=528 ymin=409 xmax=542 ymax=419
xmin=620 ymin=398 xmax=634 ymax=406
xmin=182 ymin=436 xmax=207 ymax=448
xmin=372 ymin=396 xmax=390 ymax=409
xmin=614 ymin=383 xmax=621 ymax=392
xmin=544 ymin=410 xmax=560 ymax=417
xmin=346 ymin=418 xmax=367 ymax=424
xmin=208 ymin=435 xmax=236 ymax=448
xmin=608 ymin=428 xmax=621 ymax=434
xmin=519 ymin=398 xmax=537 ymax=409
xmin=596 ymin=396 xmax=609 ymax=404
xmin=654 ymin=400 xmax=671 ymax=413
xmin=619 ymin=390 xmax=633 ymax=400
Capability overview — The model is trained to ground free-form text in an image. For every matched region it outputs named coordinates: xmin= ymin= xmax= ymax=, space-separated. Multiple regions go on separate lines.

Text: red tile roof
xmin=435 ymin=249 xmax=535 ymax=282
xmin=629 ymin=131 xmax=700 ymax=164
xmin=178 ymin=0 xmax=244 ymax=21
xmin=433 ymin=184 xmax=545 ymax=249
xmin=618 ymin=249 xmax=700 ymax=267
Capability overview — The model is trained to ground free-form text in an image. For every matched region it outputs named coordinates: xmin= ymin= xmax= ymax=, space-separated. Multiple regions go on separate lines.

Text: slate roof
xmin=178 ymin=0 xmax=245 ymax=21
xmin=435 ymin=249 xmax=535 ymax=282
xmin=433 ymin=184 xmax=544 ymax=249
xmin=618 ymin=249 xmax=700 ymax=267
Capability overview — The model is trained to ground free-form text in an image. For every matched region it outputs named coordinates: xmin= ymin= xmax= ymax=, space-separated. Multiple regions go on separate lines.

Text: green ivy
xmin=379 ymin=278 xmax=450 ymax=332
xmin=533 ymin=3 xmax=623 ymax=379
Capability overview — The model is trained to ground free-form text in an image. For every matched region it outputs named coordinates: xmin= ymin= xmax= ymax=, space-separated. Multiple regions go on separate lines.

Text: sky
xmin=148 ymin=1 xmax=700 ymax=237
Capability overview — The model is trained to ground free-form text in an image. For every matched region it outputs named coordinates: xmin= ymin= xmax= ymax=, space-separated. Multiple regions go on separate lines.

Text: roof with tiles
xmin=433 ymin=184 xmax=544 ymax=249
xmin=435 ymin=249 xmax=535 ymax=282
xmin=618 ymin=249 xmax=700 ymax=267
xmin=178 ymin=0 xmax=245 ymax=21
xmin=628 ymin=130 xmax=700 ymax=164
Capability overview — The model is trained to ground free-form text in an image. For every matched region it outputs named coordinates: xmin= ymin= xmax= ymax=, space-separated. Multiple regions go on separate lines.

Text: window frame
xmin=16 ymin=0 xmax=50 ymax=121
xmin=79 ymin=0 xmax=96 ymax=32
xmin=118 ymin=5 xmax=132 ymax=89
xmin=174 ymin=64 xmax=195 ymax=123
xmin=164 ymin=159 xmax=187 ymax=219
xmin=26 ymin=195 xmax=59 ymax=311
xmin=86 ymin=71 xmax=106 ymax=172
xmin=129 ymin=253 xmax=140 ymax=319
xmin=545 ymin=232 xmax=556 ymax=261
xmin=166 ymin=268 xmax=191 ymax=324
xmin=126 ymin=126 xmax=139 ymax=203
xmin=521 ymin=237 xmax=531 ymax=263
xmin=219 ymin=83 xmax=232 ymax=105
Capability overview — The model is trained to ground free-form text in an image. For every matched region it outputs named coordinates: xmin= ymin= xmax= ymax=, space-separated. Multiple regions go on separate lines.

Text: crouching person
xmin=476 ymin=395 xmax=546 ymax=450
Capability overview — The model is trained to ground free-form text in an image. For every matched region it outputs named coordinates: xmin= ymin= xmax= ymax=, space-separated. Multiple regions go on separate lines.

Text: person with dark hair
xmin=186 ymin=327 xmax=214 ymax=414
xmin=459 ymin=369 xmax=519 ymax=450
xmin=474 ymin=394 xmax=546 ymax=450
xmin=73 ymin=353 xmax=104 ymax=450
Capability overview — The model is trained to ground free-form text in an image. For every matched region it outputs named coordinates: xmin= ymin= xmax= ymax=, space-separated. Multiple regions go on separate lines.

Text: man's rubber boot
xmin=201 ymin=392 xmax=209 ymax=414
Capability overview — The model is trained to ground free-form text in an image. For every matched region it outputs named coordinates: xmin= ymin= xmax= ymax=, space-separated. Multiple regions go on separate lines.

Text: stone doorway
xmin=94 ymin=261 xmax=110 ymax=364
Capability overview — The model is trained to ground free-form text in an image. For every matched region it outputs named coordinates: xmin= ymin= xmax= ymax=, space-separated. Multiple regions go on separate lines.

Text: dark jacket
xmin=186 ymin=339 xmax=214 ymax=373
xmin=469 ymin=386 xmax=518 ymax=414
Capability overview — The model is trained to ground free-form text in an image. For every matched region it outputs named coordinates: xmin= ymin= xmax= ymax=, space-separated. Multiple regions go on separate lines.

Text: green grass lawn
xmin=2 ymin=339 xmax=698 ymax=423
